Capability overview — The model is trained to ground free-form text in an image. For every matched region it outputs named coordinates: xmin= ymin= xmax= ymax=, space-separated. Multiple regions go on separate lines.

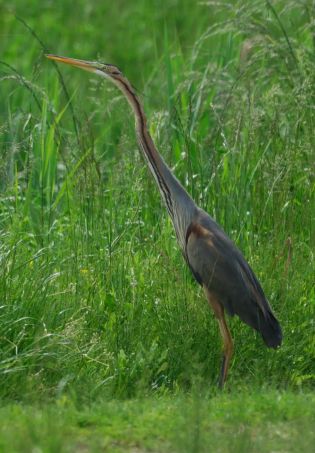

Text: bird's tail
xmin=260 ymin=311 xmax=282 ymax=349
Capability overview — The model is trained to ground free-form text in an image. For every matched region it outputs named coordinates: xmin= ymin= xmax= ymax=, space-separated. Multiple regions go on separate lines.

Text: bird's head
xmin=45 ymin=54 xmax=128 ymax=86
xmin=46 ymin=53 xmax=144 ymax=121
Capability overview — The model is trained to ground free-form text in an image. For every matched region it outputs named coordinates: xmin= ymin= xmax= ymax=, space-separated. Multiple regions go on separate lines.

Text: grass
xmin=1 ymin=389 xmax=315 ymax=452
xmin=0 ymin=0 xmax=315 ymax=450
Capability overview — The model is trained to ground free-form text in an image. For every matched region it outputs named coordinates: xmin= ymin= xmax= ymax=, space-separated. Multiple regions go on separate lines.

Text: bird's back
xmin=185 ymin=209 xmax=282 ymax=348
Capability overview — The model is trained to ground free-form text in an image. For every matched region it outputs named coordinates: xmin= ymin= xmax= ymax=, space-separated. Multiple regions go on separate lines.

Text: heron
xmin=46 ymin=54 xmax=282 ymax=387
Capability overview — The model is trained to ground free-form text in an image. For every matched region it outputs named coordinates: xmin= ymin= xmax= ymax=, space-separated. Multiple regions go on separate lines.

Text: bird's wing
xmin=185 ymin=218 xmax=282 ymax=348
xmin=185 ymin=221 xmax=247 ymax=316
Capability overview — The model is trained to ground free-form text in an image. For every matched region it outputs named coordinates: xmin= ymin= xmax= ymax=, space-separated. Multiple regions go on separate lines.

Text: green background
xmin=0 ymin=0 xmax=314 ymax=451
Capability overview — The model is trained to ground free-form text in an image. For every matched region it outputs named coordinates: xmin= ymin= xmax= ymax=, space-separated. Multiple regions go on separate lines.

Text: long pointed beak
xmin=45 ymin=54 xmax=96 ymax=72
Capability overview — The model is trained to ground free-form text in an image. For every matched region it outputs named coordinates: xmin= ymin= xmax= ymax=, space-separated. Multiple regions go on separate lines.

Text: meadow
xmin=0 ymin=0 xmax=314 ymax=451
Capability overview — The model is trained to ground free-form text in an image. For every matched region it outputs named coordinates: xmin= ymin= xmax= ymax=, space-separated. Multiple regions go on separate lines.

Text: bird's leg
xmin=203 ymin=286 xmax=234 ymax=389
xmin=217 ymin=313 xmax=233 ymax=389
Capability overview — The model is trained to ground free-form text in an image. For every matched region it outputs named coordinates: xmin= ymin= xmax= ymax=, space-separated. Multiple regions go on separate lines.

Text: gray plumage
xmin=185 ymin=209 xmax=282 ymax=348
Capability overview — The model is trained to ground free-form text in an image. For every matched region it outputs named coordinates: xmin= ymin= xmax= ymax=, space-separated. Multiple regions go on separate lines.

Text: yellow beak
xmin=45 ymin=54 xmax=95 ymax=72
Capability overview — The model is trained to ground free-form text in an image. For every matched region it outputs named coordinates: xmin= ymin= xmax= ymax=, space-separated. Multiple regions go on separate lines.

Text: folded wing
xmin=185 ymin=214 xmax=282 ymax=348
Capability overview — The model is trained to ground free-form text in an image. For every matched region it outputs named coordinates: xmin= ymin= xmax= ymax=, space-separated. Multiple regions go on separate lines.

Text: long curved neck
xmin=115 ymin=77 xmax=197 ymax=249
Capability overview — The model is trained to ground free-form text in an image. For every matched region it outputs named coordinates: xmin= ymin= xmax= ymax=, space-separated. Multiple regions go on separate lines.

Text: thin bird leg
xmin=203 ymin=286 xmax=234 ymax=389
xmin=217 ymin=312 xmax=233 ymax=388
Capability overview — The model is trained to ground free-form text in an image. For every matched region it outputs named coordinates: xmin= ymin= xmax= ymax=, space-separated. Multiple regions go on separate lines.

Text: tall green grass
xmin=0 ymin=0 xmax=314 ymax=402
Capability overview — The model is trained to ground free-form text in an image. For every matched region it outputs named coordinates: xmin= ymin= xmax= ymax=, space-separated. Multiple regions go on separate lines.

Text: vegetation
xmin=0 ymin=0 xmax=314 ymax=451
xmin=1 ymin=390 xmax=315 ymax=452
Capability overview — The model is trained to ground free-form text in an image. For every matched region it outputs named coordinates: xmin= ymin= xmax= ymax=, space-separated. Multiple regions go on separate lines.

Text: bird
xmin=46 ymin=54 xmax=282 ymax=388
